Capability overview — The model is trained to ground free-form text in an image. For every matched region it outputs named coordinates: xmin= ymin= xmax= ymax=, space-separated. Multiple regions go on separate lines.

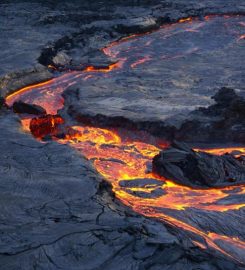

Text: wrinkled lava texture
xmin=0 ymin=1 xmax=245 ymax=270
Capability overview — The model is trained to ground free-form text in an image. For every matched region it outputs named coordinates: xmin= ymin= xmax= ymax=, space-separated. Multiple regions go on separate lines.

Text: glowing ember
xmin=131 ymin=56 xmax=152 ymax=68
xmin=178 ymin=17 xmax=193 ymax=23
xmin=30 ymin=115 xmax=64 ymax=138
xmin=195 ymin=147 xmax=245 ymax=157
xmin=238 ymin=34 xmax=245 ymax=40
xmin=6 ymin=15 xmax=245 ymax=264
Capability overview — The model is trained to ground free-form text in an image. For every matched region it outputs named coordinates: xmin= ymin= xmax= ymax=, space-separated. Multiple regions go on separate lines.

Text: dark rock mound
xmin=13 ymin=101 xmax=46 ymax=115
xmin=198 ymin=87 xmax=245 ymax=118
xmin=176 ymin=88 xmax=245 ymax=143
xmin=152 ymin=141 xmax=245 ymax=187
xmin=0 ymin=97 xmax=8 ymax=110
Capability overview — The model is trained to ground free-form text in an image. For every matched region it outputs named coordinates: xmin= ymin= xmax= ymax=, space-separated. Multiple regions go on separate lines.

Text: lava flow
xmin=6 ymin=15 xmax=245 ymax=264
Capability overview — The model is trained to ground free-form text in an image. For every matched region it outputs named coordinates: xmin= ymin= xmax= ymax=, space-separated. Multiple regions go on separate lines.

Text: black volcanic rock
xmin=213 ymin=87 xmax=238 ymax=105
xmin=0 ymin=97 xmax=6 ymax=110
xmin=13 ymin=101 xmax=47 ymax=115
xmin=152 ymin=141 xmax=245 ymax=187
xmin=175 ymin=88 xmax=245 ymax=143
xmin=52 ymin=51 xmax=72 ymax=67
xmin=197 ymin=87 xmax=245 ymax=117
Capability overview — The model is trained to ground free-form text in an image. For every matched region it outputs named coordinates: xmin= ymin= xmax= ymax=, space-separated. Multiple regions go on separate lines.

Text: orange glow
xmin=131 ymin=56 xmax=152 ymax=68
xmin=204 ymin=15 xmax=217 ymax=21
xmin=84 ymin=62 xmax=122 ymax=73
xmin=6 ymin=79 xmax=54 ymax=104
xmin=58 ymin=125 xmax=245 ymax=263
xmin=195 ymin=147 xmax=245 ymax=157
xmin=178 ymin=17 xmax=193 ymax=23
xmin=208 ymin=233 xmax=245 ymax=249
xmin=5 ymin=72 xmax=83 ymax=114
xmin=30 ymin=115 xmax=64 ymax=139
xmin=21 ymin=118 xmax=32 ymax=132
xmin=5 ymin=14 xmax=245 ymax=263
xmin=59 ymin=128 xmax=245 ymax=212
xmin=102 ymin=34 xmax=150 ymax=58
xmin=5 ymin=62 xmax=122 ymax=115
xmin=238 ymin=34 xmax=245 ymax=40
xmin=47 ymin=64 xmax=57 ymax=70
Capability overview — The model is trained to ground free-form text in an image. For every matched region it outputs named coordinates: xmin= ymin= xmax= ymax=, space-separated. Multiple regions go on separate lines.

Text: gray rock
xmin=52 ymin=51 xmax=72 ymax=67
xmin=13 ymin=101 xmax=47 ymax=115
xmin=152 ymin=141 xmax=245 ymax=187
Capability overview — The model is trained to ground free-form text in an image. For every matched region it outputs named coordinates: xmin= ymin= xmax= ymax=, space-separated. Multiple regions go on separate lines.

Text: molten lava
xmin=30 ymin=115 xmax=65 ymax=139
xmin=6 ymin=14 xmax=245 ymax=264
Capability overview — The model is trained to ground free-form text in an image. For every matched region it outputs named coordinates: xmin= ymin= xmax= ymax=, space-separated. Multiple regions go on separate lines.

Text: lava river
xmin=6 ymin=15 xmax=245 ymax=264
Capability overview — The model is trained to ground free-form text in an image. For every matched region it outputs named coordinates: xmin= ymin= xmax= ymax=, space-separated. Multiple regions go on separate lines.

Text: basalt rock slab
xmin=13 ymin=101 xmax=47 ymax=115
xmin=0 ymin=97 xmax=7 ymax=110
xmin=152 ymin=141 xmax=245 ymax=187
xmin=64 ymin=85 xmax=245 ymax=143
xmin=175 ymin=88 xmax=245 ymax=143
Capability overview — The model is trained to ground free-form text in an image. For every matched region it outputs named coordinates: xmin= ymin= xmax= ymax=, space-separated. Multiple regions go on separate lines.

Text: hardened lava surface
xmin=3 ymin=14 xmax=245 ymax=270
xmin=6 ymin=15 xmax=245 ymax=141
xmin=0 ymin=1 xmax=245 ymax=270
xmin=64 ymin=15 xmax=245 ymax=136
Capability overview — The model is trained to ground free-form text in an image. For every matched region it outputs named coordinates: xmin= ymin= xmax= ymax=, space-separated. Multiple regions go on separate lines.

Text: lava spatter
xmin=6 ymin=15 xmax=245 ymax=264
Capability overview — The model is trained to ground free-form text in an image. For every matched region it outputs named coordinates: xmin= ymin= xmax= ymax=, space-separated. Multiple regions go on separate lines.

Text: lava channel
xmin=6 ymin=14 xmax=245 ymax=265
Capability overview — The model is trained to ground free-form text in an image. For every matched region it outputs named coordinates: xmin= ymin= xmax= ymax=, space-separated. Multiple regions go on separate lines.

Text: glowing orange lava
xmin=5 ymin=14 xmax=245 ymax=264
xmin=130 ymin=56 xmax=152 ymax=68
xmin=238 ymin=34 xmax=245 ymax=40
xmin=57 ymin=126 xmax=245 ymax=263
xmin=178 ymin=17 xmax=193 ymax=23
xmin=195 ymin=147 xmax=245 ymax=157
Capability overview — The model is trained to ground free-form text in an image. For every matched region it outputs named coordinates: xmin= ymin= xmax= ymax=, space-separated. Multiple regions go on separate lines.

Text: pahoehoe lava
xmin=2 ymin=10 xmax=245 ymax=270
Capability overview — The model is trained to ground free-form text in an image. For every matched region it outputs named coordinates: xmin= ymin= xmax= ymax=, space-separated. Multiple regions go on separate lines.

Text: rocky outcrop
xmin=175 ymin=88 xmax=245 ymax=143
xmin=152 ymin=141 xmax=245 ymax=187
xmin=13 ymin=101 xmax=47 ymax=115
xmin=0 ymin=97 xmax=7 ymax=110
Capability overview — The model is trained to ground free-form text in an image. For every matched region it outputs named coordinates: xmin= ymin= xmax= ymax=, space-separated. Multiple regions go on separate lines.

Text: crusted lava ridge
xmin=63 ymin=87 xmax=245 ymax=144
